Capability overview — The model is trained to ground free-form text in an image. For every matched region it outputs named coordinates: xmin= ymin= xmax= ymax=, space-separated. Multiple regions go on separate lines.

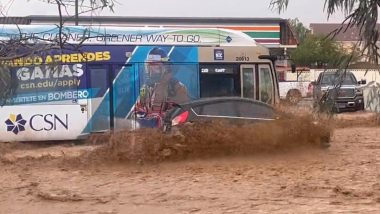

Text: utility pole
xmin=75 ymin=0 xmax=78 ymax=26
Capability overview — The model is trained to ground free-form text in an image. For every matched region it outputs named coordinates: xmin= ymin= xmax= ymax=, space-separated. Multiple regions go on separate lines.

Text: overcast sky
xmin=1 ymin=0 xmax=347 ymax=26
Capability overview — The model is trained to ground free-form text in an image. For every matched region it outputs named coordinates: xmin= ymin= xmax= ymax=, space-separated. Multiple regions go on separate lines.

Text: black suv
xmin=312 ymin=71 xmax=366 ymax=112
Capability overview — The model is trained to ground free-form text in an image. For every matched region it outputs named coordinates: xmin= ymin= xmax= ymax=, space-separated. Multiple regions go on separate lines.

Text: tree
xmin=290 ymin=35 xmax=358 ymax=68
xmin=288 ymin=18 xmax=310 ymax=44
xmin=271 ymin=0 xmax=378 ymax=114
xmin=0 ymin=0 xmax=115 ymax=104
xmin=271 ymin=0 xmax=380 ymax=64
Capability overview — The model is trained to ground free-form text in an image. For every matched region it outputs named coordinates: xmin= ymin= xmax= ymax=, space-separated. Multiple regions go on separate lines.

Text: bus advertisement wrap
xmin=0 ymin=105 xmax=88 ymax=142
xmin=0 ymin=25 xmax=278 ymax=142
xmin=84 ymin=45 xmax=199 ymax=131
xmin=2 ymin=44 xmax=199 ymax=133
xmin=4 ymin=46 xmax=136 ymax=105
xmin=0 ymin=25 xmax=257 ymax=46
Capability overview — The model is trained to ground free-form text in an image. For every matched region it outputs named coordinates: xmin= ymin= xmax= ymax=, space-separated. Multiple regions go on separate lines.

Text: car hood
xmin=320 ymin=85 xmax=356 ymax=90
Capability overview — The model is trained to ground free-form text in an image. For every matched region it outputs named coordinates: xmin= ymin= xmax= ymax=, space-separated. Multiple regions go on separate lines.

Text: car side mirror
xmin=291 ymin=64 xmax=296 ymax=73
xmin=358 ymin=79 xmax=367 ymax=85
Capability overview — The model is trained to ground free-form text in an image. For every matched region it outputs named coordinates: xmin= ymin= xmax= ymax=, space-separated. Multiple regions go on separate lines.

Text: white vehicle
xmin=279 ymin=81 xmax=311 ymax=104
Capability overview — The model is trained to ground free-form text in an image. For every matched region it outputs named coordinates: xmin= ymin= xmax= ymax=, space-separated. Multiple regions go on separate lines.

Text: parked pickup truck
xmin=312 ymin=71 xmax=366 ymax=112
xmin=279 ymin=81 xmax=311 ymax=104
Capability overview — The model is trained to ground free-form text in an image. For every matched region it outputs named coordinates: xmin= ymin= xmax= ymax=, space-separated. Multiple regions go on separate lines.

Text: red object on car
xmin=171 ymin=111 xmax=189 ymax=126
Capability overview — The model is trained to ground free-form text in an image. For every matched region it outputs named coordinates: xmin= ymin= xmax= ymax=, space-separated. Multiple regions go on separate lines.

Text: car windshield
xmin=321 ymin=73 xmax=356 ymax=85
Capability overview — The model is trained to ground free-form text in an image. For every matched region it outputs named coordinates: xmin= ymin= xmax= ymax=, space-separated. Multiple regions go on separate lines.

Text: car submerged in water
xmin=161 ymin=97 xmax=331 ymax=150
xmin=162 ymin=97 xmax=277 ymax=132
xmin=312 ymin=71 xmax=366 ymax=112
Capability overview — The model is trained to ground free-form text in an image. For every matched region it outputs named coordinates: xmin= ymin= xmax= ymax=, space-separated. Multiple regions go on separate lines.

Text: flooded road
xmin=0 ymin=112 xmax=379 ymax=214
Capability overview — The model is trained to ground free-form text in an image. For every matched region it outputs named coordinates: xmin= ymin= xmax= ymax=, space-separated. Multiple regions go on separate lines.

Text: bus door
xmin=258 ymin=64 xmax=274 ymax=105
xmin=87 ymin=64 xmax=136 ymax=132
xmin=87 ymin=64 xmax=114 ymax=132
xmin=240 ymin=64 xmax=256 ymax=99
xmin=112 ymin=64 xmax=137 ymax=130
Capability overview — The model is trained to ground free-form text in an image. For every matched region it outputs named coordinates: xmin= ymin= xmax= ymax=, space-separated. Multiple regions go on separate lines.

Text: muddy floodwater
xmin=0 ymin=111 xmax=379 ymax=214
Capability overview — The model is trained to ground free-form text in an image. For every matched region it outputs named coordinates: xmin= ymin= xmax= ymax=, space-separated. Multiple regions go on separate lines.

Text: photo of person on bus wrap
xmin=132 ymin=47 xmax=190 ymax=128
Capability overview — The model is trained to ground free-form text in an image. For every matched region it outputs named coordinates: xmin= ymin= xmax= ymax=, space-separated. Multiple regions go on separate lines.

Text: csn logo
xmin=5 ymin=113 xmax=69 ymax=135
xmin=214 ymin=49 xmax=224 ymax=60
xmin=5 ymin=114 xmax=27 ymax=135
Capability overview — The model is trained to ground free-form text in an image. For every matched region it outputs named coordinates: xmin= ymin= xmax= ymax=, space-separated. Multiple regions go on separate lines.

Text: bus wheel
xmin=286 ymin=90 xmax=302 ymax=105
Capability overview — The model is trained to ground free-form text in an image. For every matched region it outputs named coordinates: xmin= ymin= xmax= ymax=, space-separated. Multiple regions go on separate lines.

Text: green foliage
xmin=270 ymin=0 xmax=289 ymax=13
xmin=271 ymin=0 xmax=380 ymax=64
xmin=288 ymin=18 xmax=311 ymax=43
xmin=291 ymin=35 xmax=357 ymax=68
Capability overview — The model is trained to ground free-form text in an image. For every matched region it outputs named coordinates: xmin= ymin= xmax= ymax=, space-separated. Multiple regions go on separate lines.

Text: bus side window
xmin=258 ymin=65 xmax=274 ymax=104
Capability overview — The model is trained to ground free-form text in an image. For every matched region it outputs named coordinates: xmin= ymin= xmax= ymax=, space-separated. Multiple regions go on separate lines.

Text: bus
xmin=0 ymin=25 xmax=279 ymax=142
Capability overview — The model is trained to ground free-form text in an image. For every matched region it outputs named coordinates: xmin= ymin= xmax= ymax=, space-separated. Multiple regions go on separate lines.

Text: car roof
xmin=178 ymin=96 xmax=274 ymax=108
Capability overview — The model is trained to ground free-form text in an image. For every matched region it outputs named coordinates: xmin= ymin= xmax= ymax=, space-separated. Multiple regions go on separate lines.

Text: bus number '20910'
xmin=236 ymin=56 xmax=249 ymax=61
